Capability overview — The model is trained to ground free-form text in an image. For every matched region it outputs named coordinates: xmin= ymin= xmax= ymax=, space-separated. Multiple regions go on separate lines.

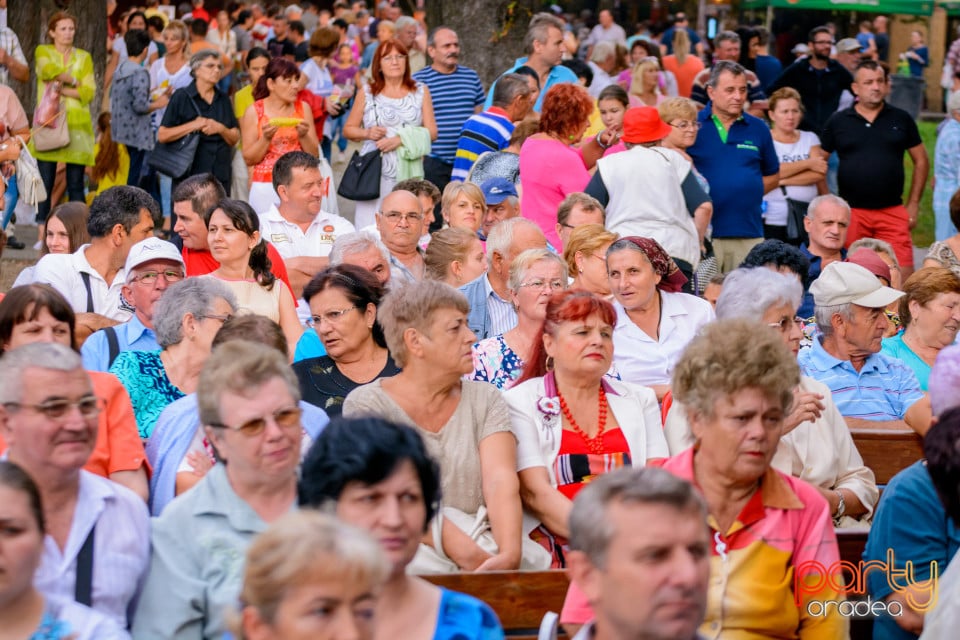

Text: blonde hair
xmin=673 ymin=28 xmax=691 ymax=65
xmin=631 ymin=58 xmax=661 ymax=96
xmin=768 ymin=86 xmax=804 ymax=114
xmin=658 ymin=96 xmax=697 ymax=124
xmin=424 ymin=227 xmax=481 ymax=282
xmin=672 ymin=319 xmax=799 ymax=420
xmin=508 ymin=248 xmax=569 ymax=293
xmin=378 ymin=280 xmax=470 ymax=367
xmin=441 ymin=181 xmax=485 ymax=225
xmin=229 ymin=511 xmax=389 ymax=639
xmin=563 ymin=224 xmax=618 ymax=276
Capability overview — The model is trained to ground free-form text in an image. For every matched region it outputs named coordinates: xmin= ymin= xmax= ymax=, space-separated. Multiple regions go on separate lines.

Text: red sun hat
xmin=620 ymin=107 xmax=673 ymax=144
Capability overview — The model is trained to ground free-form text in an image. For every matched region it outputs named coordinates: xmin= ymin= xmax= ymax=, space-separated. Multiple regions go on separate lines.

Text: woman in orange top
xmin=661 ymin=29 xmax=704 ymax=98
xmin=241 ymin=56 xmax=320 ymax=215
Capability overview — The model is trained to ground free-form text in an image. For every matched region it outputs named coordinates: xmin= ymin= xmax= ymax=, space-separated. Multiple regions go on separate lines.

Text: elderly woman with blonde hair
xmin=470 ymin=248 xmax=568 ymax=391
xmin=564 ymin=224 xmax=618 ymax=298
xmin=441 ymin=181 xmax=485 ymax=237
xmin=344 ymin=279 xmax=549 ymax=572
xmin=664 ymin=267 xmax=878 ymax=526
xmin=230 ymin=511 xmax=389 ymax=640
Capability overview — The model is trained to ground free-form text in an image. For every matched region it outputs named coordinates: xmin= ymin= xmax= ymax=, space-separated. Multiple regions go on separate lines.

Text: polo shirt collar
xmin=807 ymin=335 xmax=888 ymax=374
xmin=487 ymin=106 xmax=509 ymax=118
xmin=264 ymin=204 xmax=328 ymax=229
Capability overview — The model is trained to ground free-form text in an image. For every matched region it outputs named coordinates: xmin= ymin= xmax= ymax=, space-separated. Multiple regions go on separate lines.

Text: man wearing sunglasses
xmin=0 ymin=342 xmax=150 ymax=629
xmin=81 ymin=237 xmax=185 ymax=371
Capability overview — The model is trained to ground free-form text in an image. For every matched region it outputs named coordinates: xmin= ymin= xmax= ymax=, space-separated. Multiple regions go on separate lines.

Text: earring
xmin=545 ymin=356 xmax=554 ymax=371
xmin=578 ymin=268 xmax=584 ymax=274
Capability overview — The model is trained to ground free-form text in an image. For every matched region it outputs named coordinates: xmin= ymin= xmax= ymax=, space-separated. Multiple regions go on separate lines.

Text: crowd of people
xmin=2 ymin=2 xmax=960 ymax=639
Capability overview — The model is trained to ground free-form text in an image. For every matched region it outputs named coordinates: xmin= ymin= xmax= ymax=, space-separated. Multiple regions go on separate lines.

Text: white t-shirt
xmin=763 ymin=130 xmax=821 ymax=227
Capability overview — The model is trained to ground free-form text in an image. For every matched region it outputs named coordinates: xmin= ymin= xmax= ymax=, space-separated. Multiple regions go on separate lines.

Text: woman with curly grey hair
xmin=109 ymin=276 xmax=237 ymax=439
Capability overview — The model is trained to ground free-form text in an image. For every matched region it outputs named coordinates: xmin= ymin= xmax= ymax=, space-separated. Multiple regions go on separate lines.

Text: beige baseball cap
xmin=810 ymin=261 xmax=904 ymax=308
xmin=836 ymin=38 xmax=861 ymax=54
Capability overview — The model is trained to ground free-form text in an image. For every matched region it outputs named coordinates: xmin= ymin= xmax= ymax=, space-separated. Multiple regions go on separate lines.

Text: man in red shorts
xmin=820 ymin=59 xmax=928 ymax=279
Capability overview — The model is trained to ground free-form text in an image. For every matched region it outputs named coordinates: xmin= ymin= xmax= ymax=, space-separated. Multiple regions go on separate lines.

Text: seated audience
xmin=133 ymin=341 xmax=304 ymax=638
xmin=329 ymin=229 xmax=393 ymax=286
xmin=293 ymin=265 xmax=399 ymax=418
xmin=564 ymin=225 xmax=618 ymax=298
xmin=299 ymin=417 xmax=505 ymax=638
xmin=607 ymin=237 xmax=713 ymax=398
xmin=424 ymin=227 xmax=487 ymax=287
xmin=799 ymin=261 xmax=932 ymax=434
xmin=203 ymin=198 xmax=302 ymax=355
xmin=565 ymin=467 xmax=709 ymax=640
xmin=561 ymin=319 xmax=846 ymax=638
xmin=849 ymin=236 xmax=904 ymax=291
xmin=461 ymin=218 xmax=547 ymax=341
xmin=0 ymin=460 xmax=129 ymax=639
xmin=881 ymin=267 xmax=960 ymax=391
xmin=110 ymin=277 xmax=238 ymax=439
xmin=12 ymin=202 xmax=90 ymax=288
xmin=82 ymin=237 xmax=182 ymax=371
xmin=555 ymin=192 xmax=605 ymax=249
xmin=392 ymin=178 xmax=440 ymax=240
xmin=471 ymin=249 xmax=568 ymax=391
xmin=740 ymin=238 xmax=810 ymax=286
xmin=375 ymin=190 xmax=428 ymax=283
xmin=504 ymin=289 xmax=667 ymax=567
xmin=0 ymin=285 xmax=149 ymax=500
xmin=146 ymin=314 xmax=328 ymax=515
xmin=344 ymin=280 xmax=543 ymax=572
xmin=0 ymin=344 xmax=150 ymax=629
xmin=229 ymin=510 xmax=390 ymax=640
xmin=664 ymin=268 xmax=878 ymax=525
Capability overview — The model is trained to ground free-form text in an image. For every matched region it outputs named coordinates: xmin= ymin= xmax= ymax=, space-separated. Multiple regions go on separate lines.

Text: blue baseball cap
xmin=480 ymin=178 xmax=518 ymax=206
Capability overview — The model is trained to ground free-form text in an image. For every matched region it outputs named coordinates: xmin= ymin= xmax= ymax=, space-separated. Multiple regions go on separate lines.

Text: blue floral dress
xmin=469 ymin=335 xmax=524 ymax=391
xmin=110 ymin=350 xmax=185 ymax=439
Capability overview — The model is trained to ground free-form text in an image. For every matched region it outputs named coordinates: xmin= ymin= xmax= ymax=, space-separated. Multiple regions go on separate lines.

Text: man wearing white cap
xmin=81 ymin=237 xmax=184 ymax=371
xmin=798 ymin=261 xmax=931 ymax=434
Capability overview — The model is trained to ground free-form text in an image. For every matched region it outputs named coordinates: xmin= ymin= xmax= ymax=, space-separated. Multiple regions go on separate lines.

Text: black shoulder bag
xmin=337 ymin=92 xmax=383 ymax=201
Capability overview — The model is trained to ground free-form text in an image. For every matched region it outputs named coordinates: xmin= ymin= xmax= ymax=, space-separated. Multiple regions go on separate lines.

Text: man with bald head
xmin=375 ymin=190 xmax=426 ymax=283
xmin=460 ymin=217 xmax=547 ymax=339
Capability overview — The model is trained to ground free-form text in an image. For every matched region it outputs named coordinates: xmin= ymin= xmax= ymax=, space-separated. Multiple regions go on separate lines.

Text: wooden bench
xmin=851 ymin=428 xmax=924 ymax=486
xmin=425 ymin=570 xmax=570 ymax=639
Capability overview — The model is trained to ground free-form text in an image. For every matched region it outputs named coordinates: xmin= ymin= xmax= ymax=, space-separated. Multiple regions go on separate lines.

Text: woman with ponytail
xmin=89 ymin=112 xmax=129 ymax=196
xmin=203 ymin=198 xmax=303 ymax=358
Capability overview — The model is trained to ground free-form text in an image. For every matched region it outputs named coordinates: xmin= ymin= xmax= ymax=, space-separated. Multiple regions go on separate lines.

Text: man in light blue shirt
xmin=81 ymin=237 xmax=183 ymax=371
xmin=485 ymin=12 xmax=577 ymax=113
xmin=797 ymin=261 xmax=931 ymax=434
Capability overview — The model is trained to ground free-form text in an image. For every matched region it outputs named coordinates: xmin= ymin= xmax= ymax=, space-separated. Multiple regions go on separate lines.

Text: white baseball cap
xmin=810 ymin=261 xmax=904 ymax=308
xmin=124 ymin=237 xmax=185 ymax=281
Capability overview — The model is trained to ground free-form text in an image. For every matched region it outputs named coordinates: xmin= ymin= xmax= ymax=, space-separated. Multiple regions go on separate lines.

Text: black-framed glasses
xmin=4 ymin=395 xmax=103 ymax=420
xmin=307 ymin=306 xmax=359 ymax=327
xmin=130 ymin=270 xmax=185 ymax=285
xmin=209 ymin=406 xmax=303 ymax=437
xmin=767 ymin=317 xmax=804 ymax=333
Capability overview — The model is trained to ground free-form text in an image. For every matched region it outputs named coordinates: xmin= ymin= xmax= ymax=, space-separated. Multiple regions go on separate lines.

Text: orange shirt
xmin=662 ymin=54 xmax=705 ymax=99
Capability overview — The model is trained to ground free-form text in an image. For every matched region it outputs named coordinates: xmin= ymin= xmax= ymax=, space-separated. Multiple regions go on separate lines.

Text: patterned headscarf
xmin=618 ymin=236 xmax=688 ymax=293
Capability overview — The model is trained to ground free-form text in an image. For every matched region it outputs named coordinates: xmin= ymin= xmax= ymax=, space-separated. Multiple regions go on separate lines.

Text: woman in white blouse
xmin=504 ymin=289 xmax=668 ymax=566
xmin=663 ymin=267 xmax=878 ymax=526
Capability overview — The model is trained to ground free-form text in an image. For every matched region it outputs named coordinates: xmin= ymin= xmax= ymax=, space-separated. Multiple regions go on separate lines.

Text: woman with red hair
xmin=503 ymin=288 xmax=668 ymax=567
xmin=518 ymin=83 xmax=596 ymax=251
xmin=344 ymin=39 xmax=437 ymax=229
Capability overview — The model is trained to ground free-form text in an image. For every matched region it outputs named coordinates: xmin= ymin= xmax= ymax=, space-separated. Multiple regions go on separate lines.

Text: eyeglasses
xmin=209 ymin=406 xmax=303 ymax=437
xmin=199 ymin=313 xmax=233 ymax=323
xmin=307 ymin=306 xmax=359 ymax=327
xmin=670 ymin=121 xmax=701 ymax=131
xmin=767 ymin=317 xmax=804 ymax=333
xmin=3 ymin=395 xmax=103 ymax=420
xmin=130 ymin=269 xmax=185 ymax=285
xmin=380 ymin=211 xmax=423 ymax=224
xmin=381 ymin=54 xmax=407 ymax=63
xmin=519 ymin=279 xmax=566 ymax=292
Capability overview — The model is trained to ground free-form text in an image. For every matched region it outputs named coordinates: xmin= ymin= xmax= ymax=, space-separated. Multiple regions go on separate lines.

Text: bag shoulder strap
xmin=105 ymin=326 xmax=120 ymax=368
xmin=75 ymin=523 xmax=96 ymax=606
xmin=79 ymin=272 xmax=95 ymax=313
xmin=779 ymin=185 xmax=790 ymax=198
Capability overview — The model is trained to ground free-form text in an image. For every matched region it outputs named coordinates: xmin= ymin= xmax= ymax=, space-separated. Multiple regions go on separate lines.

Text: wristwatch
xmin=834 ymin=490 xmax=846 ymax=521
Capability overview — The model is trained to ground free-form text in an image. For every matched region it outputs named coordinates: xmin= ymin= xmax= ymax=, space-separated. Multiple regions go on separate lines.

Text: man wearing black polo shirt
xmin=820 ymin=60 xmax=928 ymax=279
xmin=688 ymin=61 xmax=779 ymax=272
xmin=768 ymin=26 xmax=852 ymax=137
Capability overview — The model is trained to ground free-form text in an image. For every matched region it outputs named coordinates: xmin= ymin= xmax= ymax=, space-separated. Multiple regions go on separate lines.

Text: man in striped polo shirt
xmin=412 ymin=26 xmax=485 ymax=228
xmin=451 ymin=73 xmax=534 ymax=182
xmin=798 ymin=261 xmax=932 ymax=435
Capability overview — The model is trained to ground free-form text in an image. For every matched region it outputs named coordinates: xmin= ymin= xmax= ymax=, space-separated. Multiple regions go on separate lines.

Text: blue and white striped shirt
xmin=798 ymin=336 xmax=925 ymax=421
xmin=412 ymin=65 xmax=485 ymax=164
xmin=452 ymin=108 xmax=514 ymax=182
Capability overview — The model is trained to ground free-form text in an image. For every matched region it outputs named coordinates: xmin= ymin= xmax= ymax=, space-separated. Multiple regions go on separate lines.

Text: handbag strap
xmin=779 ymin=185 xmax=790 ymax=198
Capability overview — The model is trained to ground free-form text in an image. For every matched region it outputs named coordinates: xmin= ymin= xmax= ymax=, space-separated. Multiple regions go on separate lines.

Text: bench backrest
xmin=850 ymin=429 xmax=923 ymax=486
